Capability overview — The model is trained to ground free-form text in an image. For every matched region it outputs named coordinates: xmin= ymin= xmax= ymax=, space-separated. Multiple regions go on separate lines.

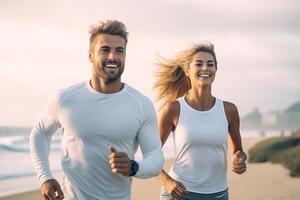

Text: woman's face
xmin=186 ymin=51 xmax=217 ymax=87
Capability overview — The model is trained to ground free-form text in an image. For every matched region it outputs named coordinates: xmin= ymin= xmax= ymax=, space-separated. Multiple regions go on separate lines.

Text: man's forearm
xmin=135 ymin=148 xmax=164 ymax=179
xmin=30 ymin=125 xmax=56 ymax=185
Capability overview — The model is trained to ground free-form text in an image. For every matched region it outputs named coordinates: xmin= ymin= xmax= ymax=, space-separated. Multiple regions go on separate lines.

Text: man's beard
xmin=101 ymin=61 xmax=124 ymax=84
xmin=105 ymin=72 xmax=122 ymax=84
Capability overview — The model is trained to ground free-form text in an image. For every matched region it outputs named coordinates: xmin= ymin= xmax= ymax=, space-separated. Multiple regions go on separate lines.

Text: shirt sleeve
xmin=135 ymin=98 xmax=164 ymax=179
xmin=30 ymin=91 xmax=61 ymax=185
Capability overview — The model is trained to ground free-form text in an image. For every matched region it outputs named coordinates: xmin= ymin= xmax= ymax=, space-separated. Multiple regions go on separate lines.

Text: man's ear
xmin=88 ymin=50 xmax=93 ymax=63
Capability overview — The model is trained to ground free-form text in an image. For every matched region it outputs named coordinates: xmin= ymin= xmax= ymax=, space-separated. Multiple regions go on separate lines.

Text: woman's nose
xmin=202 ymin=64 xmax=208 ymax=70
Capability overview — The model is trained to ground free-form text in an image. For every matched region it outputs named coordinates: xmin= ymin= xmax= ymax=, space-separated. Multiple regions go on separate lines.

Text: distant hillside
xmin=285 ymin=101 xmax=300 ymax=113
xmin=241 ymin=108 xmax=262 ymax=130
xmin=242 ymin=108 xmax=261 ymax=121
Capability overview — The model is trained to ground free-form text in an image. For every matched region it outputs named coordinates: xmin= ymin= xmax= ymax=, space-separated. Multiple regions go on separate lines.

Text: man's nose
xmin=108 ymin=51 xmax=116 ymax=61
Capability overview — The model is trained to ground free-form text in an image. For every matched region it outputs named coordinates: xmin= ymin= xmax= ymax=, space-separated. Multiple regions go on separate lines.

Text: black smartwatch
xmin=129 ymin=160 xmax=139 ymax=176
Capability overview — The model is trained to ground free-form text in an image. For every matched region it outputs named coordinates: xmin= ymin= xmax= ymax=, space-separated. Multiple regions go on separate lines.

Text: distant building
xmin=241 ymin=101 xmax=300 ymax=131
xmin=261 ymin=111 xmax=280 ymax=127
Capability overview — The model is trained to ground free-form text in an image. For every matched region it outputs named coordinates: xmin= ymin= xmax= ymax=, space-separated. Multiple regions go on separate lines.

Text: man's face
xmin=89 ymin=34 xmax=126 ymax=83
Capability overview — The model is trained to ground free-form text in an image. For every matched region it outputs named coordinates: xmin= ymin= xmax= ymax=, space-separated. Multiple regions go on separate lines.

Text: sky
xmin=1 ymin=0 xmax=300 ymax=126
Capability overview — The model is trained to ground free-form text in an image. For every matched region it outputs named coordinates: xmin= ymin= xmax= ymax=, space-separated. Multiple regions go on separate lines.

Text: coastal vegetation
xmin=249 ymin=130 xmax=300 ymax=177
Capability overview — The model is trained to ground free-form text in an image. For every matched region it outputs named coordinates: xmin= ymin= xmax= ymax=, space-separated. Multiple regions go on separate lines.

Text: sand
xmin=1 ymin=137 xmax=300 ymax=200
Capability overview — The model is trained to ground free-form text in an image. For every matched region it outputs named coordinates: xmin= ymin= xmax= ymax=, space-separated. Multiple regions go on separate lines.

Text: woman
xmin=154 ymin=42 xmax=247 ymax=200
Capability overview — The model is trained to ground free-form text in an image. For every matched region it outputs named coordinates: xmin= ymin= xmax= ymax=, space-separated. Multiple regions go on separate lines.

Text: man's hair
xmin=89 ymin=20 xmax=128 ymax=51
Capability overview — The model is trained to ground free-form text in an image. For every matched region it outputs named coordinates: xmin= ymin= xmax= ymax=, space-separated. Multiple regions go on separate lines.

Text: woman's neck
xmin=185 ymin=86 xmax=215 ymax=111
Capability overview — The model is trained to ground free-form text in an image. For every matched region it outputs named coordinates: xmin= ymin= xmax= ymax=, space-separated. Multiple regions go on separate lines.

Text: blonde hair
xmin=89 ymin=20 xmax=128 ymax=51
xmin=154 ymin=42 xmax=217 ymax=107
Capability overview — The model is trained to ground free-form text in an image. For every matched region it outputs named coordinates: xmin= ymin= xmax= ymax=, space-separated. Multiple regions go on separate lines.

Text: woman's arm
xmin=157 ymin=101 xmax=187 ymax=197
xmin=224 ymin=101 xmax=247 ymax=175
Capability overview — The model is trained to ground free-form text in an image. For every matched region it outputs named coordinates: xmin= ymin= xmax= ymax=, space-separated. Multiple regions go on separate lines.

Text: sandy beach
xmin=1 ymin=137 xmax=300 ymax=200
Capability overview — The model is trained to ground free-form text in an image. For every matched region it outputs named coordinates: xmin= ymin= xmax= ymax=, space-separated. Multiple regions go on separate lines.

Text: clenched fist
xmin=108 ymin=146 xmax=131 ymax=176
xmin=232 ymin=150 xmax=247 ymax=175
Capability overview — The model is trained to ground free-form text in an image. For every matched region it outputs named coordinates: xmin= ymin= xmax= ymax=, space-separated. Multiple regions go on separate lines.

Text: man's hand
xmin=41 ymin=179 xmax=64 ymax=200
xmin=164 ymin=177 xmax=187 ymax=198
xmin=108 ymin=146 xmax=131 ymax=176
xmin=232 ymin=150 xmax=247 ymax=175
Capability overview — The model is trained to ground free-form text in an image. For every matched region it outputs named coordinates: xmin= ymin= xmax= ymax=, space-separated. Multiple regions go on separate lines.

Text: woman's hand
xmin=232 ymin=150 xmax=247 ymax=174
xmin=164 ymin=177 xmax=187 ymax=198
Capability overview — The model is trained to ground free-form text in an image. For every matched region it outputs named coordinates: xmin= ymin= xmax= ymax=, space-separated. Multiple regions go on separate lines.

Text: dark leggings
xmin=160 ymin=187 xmax=229 ymax=200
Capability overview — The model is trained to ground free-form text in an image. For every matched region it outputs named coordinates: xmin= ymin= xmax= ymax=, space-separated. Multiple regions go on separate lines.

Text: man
xmin=30 ymin=20 xmax=164 ymax=200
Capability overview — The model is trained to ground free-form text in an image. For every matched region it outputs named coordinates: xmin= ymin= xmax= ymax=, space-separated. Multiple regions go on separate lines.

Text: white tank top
xmin=168 ymin=97 xmax=228 ymax=194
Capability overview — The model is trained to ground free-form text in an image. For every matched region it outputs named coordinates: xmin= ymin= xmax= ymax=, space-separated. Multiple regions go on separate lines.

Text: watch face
xmin=130 ymin=160 xmax=139 ymax=176
xmin=133 ymin=162 xmax=138 ymax=172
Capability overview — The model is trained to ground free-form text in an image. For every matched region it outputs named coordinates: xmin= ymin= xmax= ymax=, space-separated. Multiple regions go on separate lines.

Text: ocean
xmin=0 ymin=127 xmax=63 ymax=197
xmin=0 ymin=126 xmax=290 ymax=197
xmin=0 ymin=127 xmax=62 ymax=179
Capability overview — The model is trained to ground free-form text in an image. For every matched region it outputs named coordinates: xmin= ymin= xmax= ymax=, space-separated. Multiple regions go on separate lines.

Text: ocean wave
xmin=0 ymin=144 xmax=30 ymax=152
xmin=0 ymin=169 xmax=62 ymax=180
xmin=0 ymin=172 xmax=37 ymax=180
xmin=0 ymin=144 xmax=61 ymax=153
xmin=0 ymin=135 xmax=62 ymax=153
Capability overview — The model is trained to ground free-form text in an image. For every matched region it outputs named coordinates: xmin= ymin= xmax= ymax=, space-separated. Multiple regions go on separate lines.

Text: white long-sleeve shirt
xmin=30 ymin=81 xmax=164 ymax=200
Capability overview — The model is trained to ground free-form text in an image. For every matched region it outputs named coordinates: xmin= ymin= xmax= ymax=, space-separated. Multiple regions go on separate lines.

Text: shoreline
xmin=1 ymin=137 xmax=300 ymax=200
xmin=0 ymin=171 xmax=63 ymax=198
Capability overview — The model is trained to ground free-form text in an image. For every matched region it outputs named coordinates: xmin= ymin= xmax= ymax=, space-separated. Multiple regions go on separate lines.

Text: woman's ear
xmin=185 ymin=69 xmax=190 ymax=77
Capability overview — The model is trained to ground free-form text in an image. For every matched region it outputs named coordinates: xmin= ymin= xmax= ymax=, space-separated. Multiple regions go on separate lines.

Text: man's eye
xmin=100 ymin=48 xmax=109 ymax=53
